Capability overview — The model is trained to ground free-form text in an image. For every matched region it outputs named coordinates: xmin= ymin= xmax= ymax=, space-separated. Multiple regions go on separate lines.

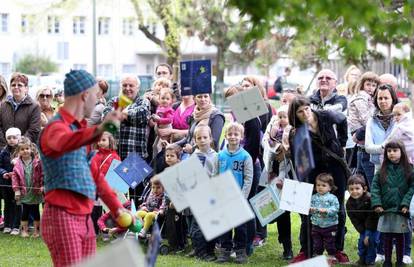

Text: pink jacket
xmin=156 ymin=106 xmax=174 ymax=126
xmin=11 ymin=157 xmax=43 ymax=195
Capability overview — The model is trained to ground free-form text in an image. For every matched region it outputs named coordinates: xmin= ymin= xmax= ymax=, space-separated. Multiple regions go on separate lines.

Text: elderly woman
xmin=87 ymin=79 xmax=109 ymax=126
xmin=0 ymin=73 xmax=41 ymax=147
xmin=176 ymin=93 xmax=224 ymax=153
xmin=36 ymin=86 xmax=55 ymax=128
xmin=288 ymin=96 xmax=349 ymax=263
xmin=348 ymin=72 xmax=380 ymax=186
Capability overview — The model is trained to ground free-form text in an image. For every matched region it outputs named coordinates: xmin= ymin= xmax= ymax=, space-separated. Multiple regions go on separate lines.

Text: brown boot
xmin=32 ymin=221 xmax=40 ymax=238
xmin=20 ymin=221 xmax=29 ymax=238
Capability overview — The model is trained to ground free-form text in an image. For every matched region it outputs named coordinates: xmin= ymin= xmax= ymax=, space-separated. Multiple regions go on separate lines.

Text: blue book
xmin=105 ymin=160 xmax=130 ymax=193
xmin=293 ymin=124 xmax=315 ymax=181
xmin=114 ymin=153 xmax=153 ymax=189
xmin=180 ymin=59 xmax=212 ymax=95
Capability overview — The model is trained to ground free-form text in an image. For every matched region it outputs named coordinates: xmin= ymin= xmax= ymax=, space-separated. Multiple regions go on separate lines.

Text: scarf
xmin=374 ymin=110 xmax=393 ymax=131
xmin=193 ymin=104 xmax=213 ymax=126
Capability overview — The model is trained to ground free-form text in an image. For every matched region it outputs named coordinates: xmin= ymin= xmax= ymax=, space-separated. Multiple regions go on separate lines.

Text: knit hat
xmin=5 ymin=127 xmax=21 ymax=138
xmin=64 ymin=69 xmax=96 ymax=97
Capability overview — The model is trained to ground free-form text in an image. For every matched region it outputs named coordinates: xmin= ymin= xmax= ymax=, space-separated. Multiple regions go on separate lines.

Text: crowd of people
xmin=0 ymin=64 xmax=413 ymax=267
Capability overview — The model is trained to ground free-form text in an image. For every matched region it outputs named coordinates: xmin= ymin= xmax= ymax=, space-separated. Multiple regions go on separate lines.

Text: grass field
xmin=0 ymin=213 xmax=380 ymax=267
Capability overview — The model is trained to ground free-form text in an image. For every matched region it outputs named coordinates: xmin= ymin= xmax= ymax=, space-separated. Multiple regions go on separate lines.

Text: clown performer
xmin=39 ymin=70 xmax=133 ymax=267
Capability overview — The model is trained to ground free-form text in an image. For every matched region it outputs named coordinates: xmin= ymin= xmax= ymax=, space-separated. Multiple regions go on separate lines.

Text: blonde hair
xmin=225 ymin=122 xmax=245 ymax=138
xmin=224 ymin=85 xmax=242 ymax=98
xmin=153 ymin=77 xmax=172 ymax=90
xmin=344 ymin=65 xmax=361 ymax=82
xmin=159 ymin=87 xmax=175 ymax=101
xmin=242 ymin=76 xmax=268 ymax=100
xmin=99 ymin=132 xmax=117 ymax=150
xmin=393 ymin=102 xmax=410 ymax=113
xmin=36 ymin=86 xmax=54 ymax=100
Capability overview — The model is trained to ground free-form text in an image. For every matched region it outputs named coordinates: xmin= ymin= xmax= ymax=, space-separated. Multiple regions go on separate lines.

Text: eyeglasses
xmin=317 ymin=76 xmax=334 ymax=81
xmin=11 ymin=83 xmax=25 ymax=88
xmin=39 ymin=94 xmax=52 ymax=99
xmin=122 ymin=83 xmax=136 ymax=88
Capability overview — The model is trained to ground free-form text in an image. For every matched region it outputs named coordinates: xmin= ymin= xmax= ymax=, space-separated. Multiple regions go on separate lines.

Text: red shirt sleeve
xmin=40 ymin=120 xmax=99 ymax=158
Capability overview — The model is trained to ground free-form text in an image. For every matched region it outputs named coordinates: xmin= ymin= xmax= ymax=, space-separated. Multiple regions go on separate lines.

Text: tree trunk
xmin=216 ymin=45 xmax=225 ymax=83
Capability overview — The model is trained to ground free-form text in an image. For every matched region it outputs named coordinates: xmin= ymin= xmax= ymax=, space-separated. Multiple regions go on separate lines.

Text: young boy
xmin=0 ymin=128 xmax=22 ymax=235
xmin=346 ymin=174 xmax=379 ymax=267
xmin=216 ymin=122 xmax=253 ymax=264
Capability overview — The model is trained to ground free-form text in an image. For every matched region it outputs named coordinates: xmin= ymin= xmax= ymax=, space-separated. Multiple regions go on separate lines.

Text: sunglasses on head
xmin=378 ymin=84 xmax=393 ymax=90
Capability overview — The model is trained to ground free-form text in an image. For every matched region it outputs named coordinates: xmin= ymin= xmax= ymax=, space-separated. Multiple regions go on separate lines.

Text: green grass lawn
xmin=0 ymin=213 xmax=384 ymax=267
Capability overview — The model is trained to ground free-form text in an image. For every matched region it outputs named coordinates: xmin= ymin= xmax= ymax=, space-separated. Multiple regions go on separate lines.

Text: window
xmin=122 ymin=64 xmax=136 ymax=73
xmin=48 ymin=16 xmax=60 ymax=34
xmin=122 ymin=18 xmax=135 ymax=36
xmin=21 ymin=14 xmax=35 ymax=33
xmin=1 ymin=13 xmax=9 ymax=33
xmin=57 ymin=42 xmax=69 ymax=60
xmin=0 ymin=63 xmax=11 ymax=77
xmin=73 ymin=16 xmax=86 ymax=35
xmin=98 ymin=17 xmax=110 ymax=35
xmin=97 ymin=64 xmax=113 ymax=77
xmin=73 ymin=64 xmax=87 ymax=70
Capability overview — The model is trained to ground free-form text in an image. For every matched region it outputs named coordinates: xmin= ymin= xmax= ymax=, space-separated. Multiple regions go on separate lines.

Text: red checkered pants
xmin=41 ymin=203 xmax=96 ymax=267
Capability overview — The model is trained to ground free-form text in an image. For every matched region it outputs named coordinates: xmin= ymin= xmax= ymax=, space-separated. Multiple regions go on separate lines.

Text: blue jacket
xmin=310 ymin=192 xmax=339 ymax=228
xmin=218 ymin=146 xmax=253 ymax=198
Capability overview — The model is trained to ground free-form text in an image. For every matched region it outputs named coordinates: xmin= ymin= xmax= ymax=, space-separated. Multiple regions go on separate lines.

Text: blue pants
xmin=356 ymin=150 xmax=375 ymax=187
xmin=358 ymin=230 xmax=380 ymax=264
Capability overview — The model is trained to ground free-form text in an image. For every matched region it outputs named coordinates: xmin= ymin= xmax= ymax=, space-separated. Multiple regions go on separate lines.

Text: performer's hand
xmin=375 ymin=207 xmax=384 ymax=213
xmin=99 ymin=110 xmax=123 ymax=133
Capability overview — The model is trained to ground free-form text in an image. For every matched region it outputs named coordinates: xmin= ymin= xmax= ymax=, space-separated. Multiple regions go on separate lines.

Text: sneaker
xmin=282 ymin=250 xmax=293 ymax=261
xmin=327 ymin=256 xmax=338 ymax=266
xmin=252 ymin=237 xmax=265 ymax=247
xmin=3 ymin=227 xmax=11 ymax=234
xmin=235 ymin=249 xmax=248 ymax=264
xmin=290 ymin=251 xmax=308 ymax=263
xmin=215 ymin=248 xmax=231 ymax=264
xmin=335 ymin=250 xmax=350 ymax=264
xmin=200 ymin=253 xmax=216 ymax=262
xmin=10 ymin=228 xmax=20 ymax=236
xmin=403 ymin=255 xmax=413 ymax=264
xmin=376 ymin=254 xmax=385 ymax=263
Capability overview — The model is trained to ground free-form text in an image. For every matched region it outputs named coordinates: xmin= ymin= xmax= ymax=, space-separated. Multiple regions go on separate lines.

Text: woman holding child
xmin=288 ymin=96 xmax=350 ymax=264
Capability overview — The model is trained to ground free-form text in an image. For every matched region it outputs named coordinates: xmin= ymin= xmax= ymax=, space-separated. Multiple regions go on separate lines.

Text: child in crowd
xmin=97 ymin=200 xmax=132 ymax=241
xmin=309 ymin=173 xmax=339 ymax=263
xmin=137 ymin=176 xmax=166 ymax=238
xmin=383 ymin=103 xmax=414 ymax=164
xmin=216 ymin=122 xmax=253 ymax=264
xmin=11 ymin=137 xmax=43 ymax=238
xmin=188 ymin=125 xmax=218 ymax=261
xmin=346 ymin=174 xmax=379 ymax=267
xmin=90 ymin=132 xmax=121 ymax=235
xmin=163 ymin=144 xmax=187 ymax=252
xmin=0 ymin=128 xmax=22 ymax=235
xmin=371 ymin=141 xmax=414 ymax=267
xmin=151 ymin=88 xmax=175 ymax=158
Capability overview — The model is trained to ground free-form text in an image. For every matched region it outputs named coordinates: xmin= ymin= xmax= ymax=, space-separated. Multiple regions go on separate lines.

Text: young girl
xmin=163 ymin=144 xmax=187 ymax=252
xmin=11 ymin=137 xmax=43 ymax=238
xmin=90 ymin=132 xmax=121 ymax=235
xmin=309 ymin=173 xmax=339 ymax=263
xmin=137 ymin=176 xmax=166 ymax=238
xmin=188 ymin=125 xmax=218 ymax=261
xmin=152 ymin=88 xmax=175 ymax=158
xmin=371 ymin=141 xmax=414 ymax=267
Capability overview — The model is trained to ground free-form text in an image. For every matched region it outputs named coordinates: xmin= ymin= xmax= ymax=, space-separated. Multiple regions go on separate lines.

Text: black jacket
xmin=346 ymin=192 xmax=379 ymax=233
xmin=309 ymin=89 xmax=347 ymax=112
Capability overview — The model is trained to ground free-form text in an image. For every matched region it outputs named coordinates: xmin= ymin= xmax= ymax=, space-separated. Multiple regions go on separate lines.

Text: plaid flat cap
xmin=64 ymin=69 xmax=96 ymax=96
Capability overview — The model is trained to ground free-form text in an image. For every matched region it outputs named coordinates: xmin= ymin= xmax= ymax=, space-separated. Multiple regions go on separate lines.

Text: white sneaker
xmin=375 ymin=254 xmax=385 ymax=263
xmin=3 ymin=227 xmax=11 ymax=234
xmin=10 ymin=228 xmax=20 ymax=235
xmin=403 ymin=255 xmax=413 ymax=265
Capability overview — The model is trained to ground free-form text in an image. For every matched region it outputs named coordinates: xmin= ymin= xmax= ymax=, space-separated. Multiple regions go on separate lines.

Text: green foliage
xmin=15 ymin=54 xmax=58 ymax=75
xmin=229 ymin=0 xmax=414 ymax=80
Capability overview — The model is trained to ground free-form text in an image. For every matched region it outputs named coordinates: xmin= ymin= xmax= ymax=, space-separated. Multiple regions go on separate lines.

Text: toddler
xmin=11 ymin=137 xmax=43 ymax=238
xmin=0 ymin=128 xmax=22 ymax=235
xmin=346 ymin=174 xmax=379 ymax=266
xmin=97 ymin=200 xmax=132 ymax=241
xmin=137 ymin=176 xmax=166 ymax=238
xmin=310 ymin=173 xmax=339 ymax=262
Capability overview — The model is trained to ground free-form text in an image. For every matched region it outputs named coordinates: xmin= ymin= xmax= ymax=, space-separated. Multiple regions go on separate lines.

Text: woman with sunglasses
xmin=36 ymin=86 xmax=55 ymax=129
xmin=0 ymin=73 xmax=41 ymax=147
